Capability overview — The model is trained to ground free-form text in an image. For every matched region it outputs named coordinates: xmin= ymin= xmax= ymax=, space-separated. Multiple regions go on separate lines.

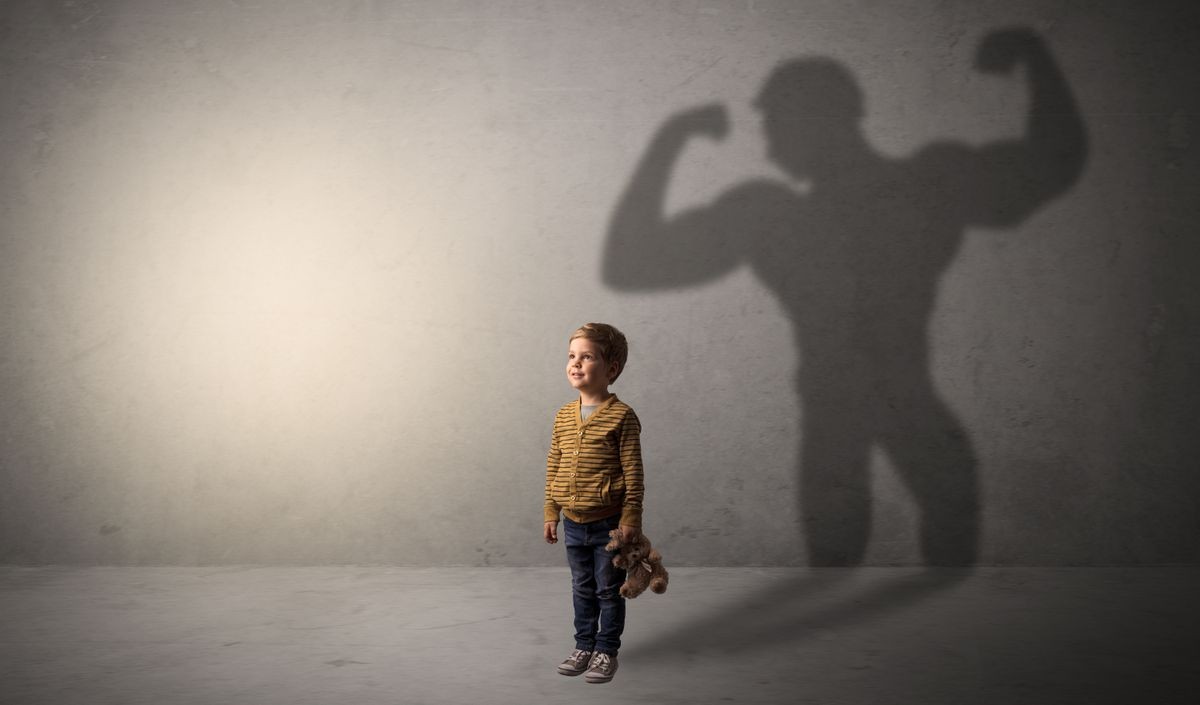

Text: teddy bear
xmin=605 ymin=529 xmax=669 ymax=598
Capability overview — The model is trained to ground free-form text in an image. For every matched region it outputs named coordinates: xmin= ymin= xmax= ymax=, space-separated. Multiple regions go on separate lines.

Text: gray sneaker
xmin=584 ymin=652 xmax=618 ymax=683
xmin=557 ymin=649 xmax=593 ymax=676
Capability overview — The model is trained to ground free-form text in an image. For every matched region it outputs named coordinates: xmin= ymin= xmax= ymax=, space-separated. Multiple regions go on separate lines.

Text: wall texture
xmin=1 ymin=0 xmax=1196 ymax=566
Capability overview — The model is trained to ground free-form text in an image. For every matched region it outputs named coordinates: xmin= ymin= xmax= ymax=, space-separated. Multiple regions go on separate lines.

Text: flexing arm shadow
xmin=602 ymin=104 xmax=748 ymax=291
xmin=945 ymin=27 xmax=1088 ymax=228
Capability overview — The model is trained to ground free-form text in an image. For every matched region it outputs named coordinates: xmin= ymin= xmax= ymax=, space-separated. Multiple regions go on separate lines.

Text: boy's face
xmin=567 ymin=337 xmax=618 ymax=396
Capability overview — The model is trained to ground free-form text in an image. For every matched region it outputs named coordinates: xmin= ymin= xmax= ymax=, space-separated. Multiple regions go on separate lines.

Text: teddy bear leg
xmin=649 ymin=568 xmax=668 ymax=594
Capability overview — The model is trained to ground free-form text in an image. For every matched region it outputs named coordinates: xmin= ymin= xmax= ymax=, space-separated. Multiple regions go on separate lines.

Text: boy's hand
xmin=544 ymin=522 xmax=559 ymax=544
xmin=619 ymin=524 xmax=640 ymax=543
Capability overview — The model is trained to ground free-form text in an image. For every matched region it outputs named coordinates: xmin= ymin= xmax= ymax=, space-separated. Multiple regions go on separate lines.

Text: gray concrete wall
xmin=1 ymin=0 xmax=1196 ymax=566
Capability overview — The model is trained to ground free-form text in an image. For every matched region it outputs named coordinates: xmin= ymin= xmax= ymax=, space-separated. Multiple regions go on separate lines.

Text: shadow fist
xmin=976 ymin=27 xmax=1045 ymax=74
xmin=670 ymin=103 xmax=729 ymax=141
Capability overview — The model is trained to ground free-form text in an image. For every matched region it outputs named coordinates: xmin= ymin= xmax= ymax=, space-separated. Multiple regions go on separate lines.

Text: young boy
xmin=543 ymin=323 xmax=644 ymax=684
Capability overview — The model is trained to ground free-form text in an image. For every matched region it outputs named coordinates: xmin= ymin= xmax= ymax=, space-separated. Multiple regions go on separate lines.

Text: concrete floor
xmin=1 ymin=567 xmax=1196 ymax=705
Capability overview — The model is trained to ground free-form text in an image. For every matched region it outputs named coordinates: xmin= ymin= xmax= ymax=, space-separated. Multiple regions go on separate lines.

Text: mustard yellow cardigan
xmin=544 ymin=395 xmax=644 ymax=527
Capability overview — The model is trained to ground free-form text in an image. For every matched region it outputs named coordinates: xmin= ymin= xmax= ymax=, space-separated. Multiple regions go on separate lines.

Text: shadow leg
xmin=878 ymin=388 xmax=980 ymax=566
xmin=800 ymin=394 xmax=874 ymax=566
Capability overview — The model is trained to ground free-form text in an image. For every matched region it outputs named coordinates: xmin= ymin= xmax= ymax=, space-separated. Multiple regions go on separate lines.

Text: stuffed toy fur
xmin=605 ymin=529 xmax=669 ymax=598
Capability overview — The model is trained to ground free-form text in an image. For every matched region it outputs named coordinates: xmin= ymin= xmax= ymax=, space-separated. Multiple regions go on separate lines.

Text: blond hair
xmin=569 ymin=323 xmax=629 ymax=383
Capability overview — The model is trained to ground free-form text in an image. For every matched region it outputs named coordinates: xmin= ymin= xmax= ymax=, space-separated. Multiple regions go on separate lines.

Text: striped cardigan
xmin=544 ymin=395 xmax=644 ymax=527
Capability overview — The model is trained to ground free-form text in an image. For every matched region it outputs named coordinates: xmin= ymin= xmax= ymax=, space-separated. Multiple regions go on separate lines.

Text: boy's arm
xmin=618 ymin=412 xmax=645 ymax=529
xmin=544 ymin=426 xmax=562 ymax=524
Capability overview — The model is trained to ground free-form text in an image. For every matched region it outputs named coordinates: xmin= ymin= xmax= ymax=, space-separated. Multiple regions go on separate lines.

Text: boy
xmin=543 ymin=323 xmax=644 ymax=684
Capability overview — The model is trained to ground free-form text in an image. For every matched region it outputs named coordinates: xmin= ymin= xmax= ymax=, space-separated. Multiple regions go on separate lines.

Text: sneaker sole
xmin=557 ymin=666 xmax=587 ymax=677
xmin=585 ymin=668 xmax=617 ymax=684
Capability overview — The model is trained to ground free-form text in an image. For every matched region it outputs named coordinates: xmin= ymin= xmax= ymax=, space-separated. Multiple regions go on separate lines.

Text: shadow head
xmin=755 ymin=58 xmax=866 ymax=179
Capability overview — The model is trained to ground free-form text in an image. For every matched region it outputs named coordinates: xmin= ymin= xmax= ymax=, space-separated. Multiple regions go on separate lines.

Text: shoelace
xmin=590 ymin=653 xmax=612 ymax=671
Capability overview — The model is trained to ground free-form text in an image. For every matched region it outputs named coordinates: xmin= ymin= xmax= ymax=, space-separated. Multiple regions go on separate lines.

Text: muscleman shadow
xmin=605 ymin=28 xmax=1086 ymax=654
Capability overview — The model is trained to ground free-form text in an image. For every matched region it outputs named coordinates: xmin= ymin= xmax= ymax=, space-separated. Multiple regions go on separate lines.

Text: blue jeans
xmin=563 ymin=515 xmax=626 ymax=656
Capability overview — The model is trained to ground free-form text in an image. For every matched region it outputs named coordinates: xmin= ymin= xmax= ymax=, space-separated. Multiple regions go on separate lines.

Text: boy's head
xmin=568 ymin=323 xmax=629 ymax=386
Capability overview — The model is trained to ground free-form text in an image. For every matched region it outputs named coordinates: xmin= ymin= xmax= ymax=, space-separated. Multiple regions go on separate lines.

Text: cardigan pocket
xmin=610 ymin=475 xmax=625 ymax=506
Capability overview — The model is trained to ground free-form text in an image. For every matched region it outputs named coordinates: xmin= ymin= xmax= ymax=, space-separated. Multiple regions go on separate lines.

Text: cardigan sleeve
xmin=618 ymin=410 xmax=644 ymax=527
xmin=544 ymin=420 xmax=563 ymax=523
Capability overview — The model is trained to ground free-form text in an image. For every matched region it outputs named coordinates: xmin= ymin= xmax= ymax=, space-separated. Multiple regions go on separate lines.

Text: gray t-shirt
xmin=580 ymin=404 xmax=598 ymax=420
